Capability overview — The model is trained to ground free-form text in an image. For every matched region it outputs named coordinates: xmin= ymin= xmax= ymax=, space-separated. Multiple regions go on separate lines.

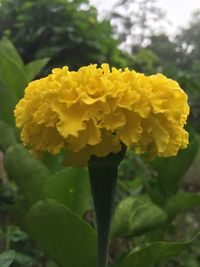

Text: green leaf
xmin=0 ymin=37 xmax=24 ymax=68
xmin=111 ymin=196 xmax=166 ymax=239
xmin=42 ymin=152 xmax=65 ymax=173
xmin=25 ymin=58 xmax=49 ymax=81
xmin=14 ymin=252 xmax=33 ymax=267
xmin=114 ymin=236 xmax=198 ymax=267
xmin=42 ymin=168 xmax=90 ymax=216
xmin=0 ymin=41 xmax=28 ymax=98
xmin=4 ymin=144 xmax=52 ymax=205
xmin=0 ymin=81 xmax=17 ymax=126
xmin=151 ymin=135 xmax=199 ymax=195
xmin=25 ymin=199 xmax=96 ymax=267
xmin=0 ymin=121 xmax=17 ymax=152
xmin=0 ymin=250 xmax=15 ymax=267
xmin=165 ymin=191 xmax=200 ymax=220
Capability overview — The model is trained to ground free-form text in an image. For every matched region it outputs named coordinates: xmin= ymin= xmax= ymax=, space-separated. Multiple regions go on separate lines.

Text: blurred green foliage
xmin=0 ymin=0 xmax=127 ymax=73
xmin=110 ymin=0 xmax=166 ymax=49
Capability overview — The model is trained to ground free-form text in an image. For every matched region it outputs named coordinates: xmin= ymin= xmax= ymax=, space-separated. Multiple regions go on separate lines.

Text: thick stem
xmin=89 ymin=163 xmax=117 ymax=267
xmin=88 ymin=146 xmax=126 ymax=267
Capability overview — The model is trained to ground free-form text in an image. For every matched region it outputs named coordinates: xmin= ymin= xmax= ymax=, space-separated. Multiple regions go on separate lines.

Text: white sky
xmin=90 ymin=0 xmax=200 ymax=34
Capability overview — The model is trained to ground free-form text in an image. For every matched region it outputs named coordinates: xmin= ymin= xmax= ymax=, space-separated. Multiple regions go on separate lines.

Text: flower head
xmin=15 ymin=64 xmax=189 ymax=166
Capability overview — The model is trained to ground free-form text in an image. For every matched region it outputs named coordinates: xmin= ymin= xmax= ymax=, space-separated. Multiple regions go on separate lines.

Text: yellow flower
xmin=14 ymin=64 xmax=189 ymax=166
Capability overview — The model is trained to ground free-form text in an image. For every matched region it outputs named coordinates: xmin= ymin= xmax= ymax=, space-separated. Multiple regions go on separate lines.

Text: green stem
xmin=88 ymin=145 xmax=126 ymax=267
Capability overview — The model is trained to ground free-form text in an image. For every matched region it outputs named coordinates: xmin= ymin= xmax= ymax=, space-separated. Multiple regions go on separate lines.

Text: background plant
xmin=0 ymin=0 xmax=128 ymax=73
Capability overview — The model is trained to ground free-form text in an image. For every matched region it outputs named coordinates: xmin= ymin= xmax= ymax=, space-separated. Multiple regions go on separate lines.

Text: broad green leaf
xmin=0 ymin=37 xmax=24 ymax=68
xmin=25 ymin=199 xmax=96 ymax=267
xmin=4 ymin=144 xmax=52 ymax=205
xmin=14 ymin=252 xmax=33 ymax=267
xmin=151 ymin=135 xmax=199 ymax=195
xmin=0 ymin=250 xmax=15 ymax=267
xmin=25 ymin=58 xmax=49 ymax=81
xmin=0 ymin=45 xmax=28 ymax=98
xmin=165 ymin=191 xmax=200 ymax=220
xmin=42 ymin=152 xmax=65 ymax=173
xmin=114 ymin=236 xmax=198 ymax=267
xmin=0 ymin=82 xmax=17 ymax=126
xmin=111 ymin=196 xmax=166 ymax=239
xmin=181 ymin=254 xmax=200 ymax=267
xmin=47 ymin=261 xmax=59 ymax=267
xmin=0 ymin=121 xmax=17 ymax=151
xmin=42 ymin=168 xmax=90 ymax=216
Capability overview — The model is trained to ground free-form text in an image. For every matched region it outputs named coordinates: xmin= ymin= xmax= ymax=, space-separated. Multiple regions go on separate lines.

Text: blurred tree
xmin=127 ymin=48 xmax=158 ymax=74
xmin=175 ymin=10 xmax=200 ymax=132
xmin=176 ymin=10 xmax=200 ymax=70
xmin=110 ymin=0 xmax=166 ymax=52
xmin=143 ymin=11 xmax=200 ymax=132
xmin=125 ymin=33 xmax=179 ymax=77
xmin=147 ymin=34 xmax=179 ymax=74
xmin=0 ymin=0 xmax=127 ymax=72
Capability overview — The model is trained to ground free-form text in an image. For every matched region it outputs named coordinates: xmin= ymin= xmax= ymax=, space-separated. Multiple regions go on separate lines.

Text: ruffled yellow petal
xmin=15 ymin=64 xmax=190 ymax=166
xmin=53 ymin=103 xmax=89 ymax=138
xmin=67 ymin=119 xmax=101 ymax=152
xmin=64 ymin=146 xmax=93 ymax=167
xmin=116 ymin=111 xmax=142 ymax=146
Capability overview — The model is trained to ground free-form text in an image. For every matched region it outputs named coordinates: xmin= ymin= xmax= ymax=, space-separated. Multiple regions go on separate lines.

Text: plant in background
xmin=0 ymin=37 xmax=51 ymax=267
xmin=14 ymin=64 xmax=189 ymax=267
xmin=0 ymin=0 xmax=128 ymax=72
xmin=0 ymin=37 xmax=49 ymax=127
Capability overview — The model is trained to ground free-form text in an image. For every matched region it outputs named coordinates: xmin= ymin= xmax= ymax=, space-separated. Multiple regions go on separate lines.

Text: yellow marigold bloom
xmin=14 ymin=64 xmax=189 ymax=166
